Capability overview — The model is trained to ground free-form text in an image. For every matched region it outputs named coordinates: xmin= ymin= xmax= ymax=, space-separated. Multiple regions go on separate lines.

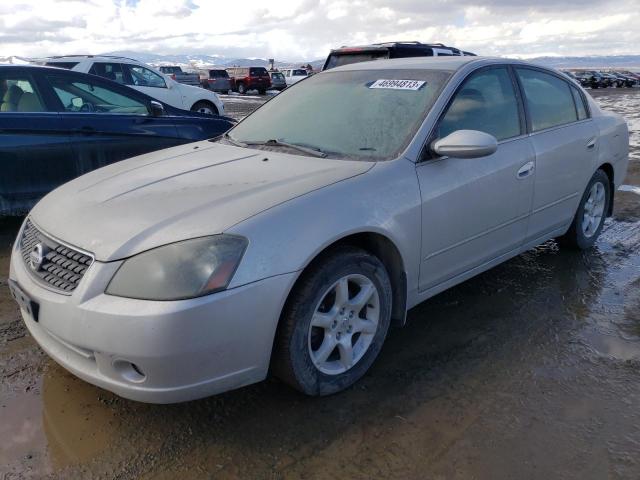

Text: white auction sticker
xmin=369 ymin=79 xmax=426 ymax=90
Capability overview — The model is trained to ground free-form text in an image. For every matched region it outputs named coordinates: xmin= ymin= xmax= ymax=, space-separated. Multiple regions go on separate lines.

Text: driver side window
xmin=47 ymin=76 xmax=149 ymax=115
xmin=437 ymin=67 xmax=522 ymax=142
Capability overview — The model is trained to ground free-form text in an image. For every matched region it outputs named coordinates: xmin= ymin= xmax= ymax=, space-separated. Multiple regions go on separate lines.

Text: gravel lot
xmin=1 ymin=89 xmax=639 ymax=480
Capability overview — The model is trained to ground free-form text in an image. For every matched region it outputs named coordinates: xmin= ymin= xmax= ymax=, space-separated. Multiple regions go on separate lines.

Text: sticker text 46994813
xmin=369 ymin=79 xmax=426 ymax=90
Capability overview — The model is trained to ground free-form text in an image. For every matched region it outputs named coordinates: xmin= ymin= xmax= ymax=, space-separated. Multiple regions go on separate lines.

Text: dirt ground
xmin=1 ymin=89 xmax=639 ymax=480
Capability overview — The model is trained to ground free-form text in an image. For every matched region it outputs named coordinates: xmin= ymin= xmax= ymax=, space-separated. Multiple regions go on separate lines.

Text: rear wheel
xmin=273 ymin=247 xmax=392 ymax=395
xmin=258 ymin=89 xmax=267 ymax=95
xmin=559 ymin=169 xmax=610 ymax=249
xmin=237 ymin=83 xmax=246 ymax=94
xmin=190 ymin=101 xmax=218 ymax=115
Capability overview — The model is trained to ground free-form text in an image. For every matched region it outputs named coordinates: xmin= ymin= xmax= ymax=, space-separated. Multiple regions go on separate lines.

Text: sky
xmin=0 ymin=0 xmax=639 ymax=61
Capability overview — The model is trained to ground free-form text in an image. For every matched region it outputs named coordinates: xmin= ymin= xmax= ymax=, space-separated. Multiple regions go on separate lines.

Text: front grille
xmin=20 ymin=220 xmax=93 ymax=293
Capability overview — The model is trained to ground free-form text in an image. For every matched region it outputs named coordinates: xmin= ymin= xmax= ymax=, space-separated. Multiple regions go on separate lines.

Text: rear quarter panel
xmin=594 ymin=110 xmax=630 ymax=188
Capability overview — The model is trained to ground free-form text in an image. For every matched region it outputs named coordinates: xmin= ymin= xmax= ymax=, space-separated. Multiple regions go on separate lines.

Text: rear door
xmin=0 ymin=68 xmax=73 ymax=214
xmin=514 ymin=67 xmax=598 ymax=242
xmin=44 ymin=72 xmax=183 ymax=173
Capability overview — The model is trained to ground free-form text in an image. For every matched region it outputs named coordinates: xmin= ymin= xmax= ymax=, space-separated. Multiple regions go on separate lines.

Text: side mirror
xmin=149 ymin=100 xmax=164 ymax=117
xmin=431 ymin=130 xmax=498 ymax=159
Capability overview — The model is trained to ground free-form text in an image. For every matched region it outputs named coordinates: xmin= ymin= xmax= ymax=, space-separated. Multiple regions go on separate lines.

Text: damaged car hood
xmin=30 ymin=141 xmax=373 ymax=261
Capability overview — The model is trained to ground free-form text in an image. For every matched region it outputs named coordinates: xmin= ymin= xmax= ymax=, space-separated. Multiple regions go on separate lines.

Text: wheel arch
xmin=284 ymin=231 xmax=408 ymax=329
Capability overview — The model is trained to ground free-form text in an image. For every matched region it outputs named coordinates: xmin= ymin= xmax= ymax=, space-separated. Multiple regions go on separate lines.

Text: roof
xmin=328 ymin=56 xmax=550 ymax=74
xmin=43 ymin=55 xmax=141 ymax=62
xmin=330 ymin=56 xmax=485 ymax=73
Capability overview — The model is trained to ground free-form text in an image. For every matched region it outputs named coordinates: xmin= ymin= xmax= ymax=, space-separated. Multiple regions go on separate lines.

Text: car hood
xmin=30 ymin=141 xmax=373 ymax=261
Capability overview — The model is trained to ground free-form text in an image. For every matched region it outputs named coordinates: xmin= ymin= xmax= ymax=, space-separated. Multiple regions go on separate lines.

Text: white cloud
xmin=0 ymin=0 xmax=638 ymax=60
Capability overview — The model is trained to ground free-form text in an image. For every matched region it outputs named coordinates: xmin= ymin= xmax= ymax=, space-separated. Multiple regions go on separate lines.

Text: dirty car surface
xmin=8 ymin=57 xmax=629 ymax=404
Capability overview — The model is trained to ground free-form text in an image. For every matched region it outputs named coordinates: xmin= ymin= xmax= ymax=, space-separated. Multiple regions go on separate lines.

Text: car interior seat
xmin=1 ymin=84 xmax=24 ymax=112
xmin=17 ymin=92 xmax=45 ymax=112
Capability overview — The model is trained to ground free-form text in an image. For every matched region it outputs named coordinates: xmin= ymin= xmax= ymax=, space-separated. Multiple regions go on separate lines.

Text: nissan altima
xmin=9 ymin=57 xmax=629 ymax=403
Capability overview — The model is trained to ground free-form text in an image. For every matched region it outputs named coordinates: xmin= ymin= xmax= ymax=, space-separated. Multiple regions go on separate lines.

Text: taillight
xmin=171 ymin=74 xmax=176 ymax=80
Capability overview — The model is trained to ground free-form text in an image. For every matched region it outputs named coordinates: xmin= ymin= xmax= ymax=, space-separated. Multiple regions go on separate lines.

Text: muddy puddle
xmin=1 ymin=90 xmax=640 ymax=479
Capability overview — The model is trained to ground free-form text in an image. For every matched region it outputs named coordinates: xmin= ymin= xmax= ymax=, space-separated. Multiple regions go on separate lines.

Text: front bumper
xmin=9 ymin=242 xmax=296 ymax=403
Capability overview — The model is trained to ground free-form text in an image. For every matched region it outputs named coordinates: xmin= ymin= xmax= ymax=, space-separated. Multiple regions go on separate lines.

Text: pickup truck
xmin=158 ymin=66 xmax=201 ymax=87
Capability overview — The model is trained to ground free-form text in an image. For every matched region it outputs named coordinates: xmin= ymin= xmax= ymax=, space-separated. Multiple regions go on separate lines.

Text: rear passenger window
xmin=571 ymin=87 xmax=588 ymax=120
xmin=0 ymin=75 xmax=46 ymax=112
xmin=438 ymin=67 xmax=521 ymax=142
xmin=516 ymin=68 xmax=578 ymax=132
xmin=89 ymin=63 xmax=126 ymax=84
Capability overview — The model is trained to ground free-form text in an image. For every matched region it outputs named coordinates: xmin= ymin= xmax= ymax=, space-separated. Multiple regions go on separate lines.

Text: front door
xmin=44 ymin=73 xmax=182 ymax=173
xmin=416 ymin=66 xmax=535 ymax=291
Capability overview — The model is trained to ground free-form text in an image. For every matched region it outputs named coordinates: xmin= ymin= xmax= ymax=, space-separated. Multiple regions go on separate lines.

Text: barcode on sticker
xmin=369 ymin=79 xmax=426 ymax=90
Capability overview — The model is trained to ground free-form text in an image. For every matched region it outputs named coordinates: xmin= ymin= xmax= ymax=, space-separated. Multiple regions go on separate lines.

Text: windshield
xmin=292 ymin=69 xmax=307 ymax=76
xmin=271 ymin=72 xmax=285 ymax=80
xmin=227 ymin=69 xmax=451 ymax=161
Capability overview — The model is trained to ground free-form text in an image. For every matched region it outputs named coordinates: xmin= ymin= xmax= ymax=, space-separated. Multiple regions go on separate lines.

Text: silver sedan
xmin=9 ymin=57 xmax=629 ymax=403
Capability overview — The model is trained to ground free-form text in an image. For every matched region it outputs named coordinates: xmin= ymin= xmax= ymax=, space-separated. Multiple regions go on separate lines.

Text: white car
xmin=281 ymin=68 xmax=308 ymax=86
xmin=43 ymin=55 xmax=224 ymax=115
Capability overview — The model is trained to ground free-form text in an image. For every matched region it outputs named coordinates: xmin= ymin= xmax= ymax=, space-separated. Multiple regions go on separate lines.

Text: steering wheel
xmin=79 ymin=102 xmax=95 ymax=112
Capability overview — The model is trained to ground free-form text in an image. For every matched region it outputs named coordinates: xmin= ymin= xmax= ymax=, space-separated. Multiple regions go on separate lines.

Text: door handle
xmin=586 ymin=137 xmax=597 ymax=149
xmin=517 ymin=161 xmax=535 ymax=179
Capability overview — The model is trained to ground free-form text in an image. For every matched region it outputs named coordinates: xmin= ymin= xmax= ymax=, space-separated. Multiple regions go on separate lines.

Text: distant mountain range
xmin=101 ymin=51 xmax=325 ymax=70
xmin=2 ymin=52 xmax=639 ymax=70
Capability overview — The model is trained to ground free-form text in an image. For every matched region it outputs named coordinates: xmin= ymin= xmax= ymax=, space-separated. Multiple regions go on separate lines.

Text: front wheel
xmin=190 ymin=101 xmax=218 ymax=115
xmin=272 ymin=247 xmax=392 ymax=396
xmin=559 ymin=169 xmax=610 ymax=249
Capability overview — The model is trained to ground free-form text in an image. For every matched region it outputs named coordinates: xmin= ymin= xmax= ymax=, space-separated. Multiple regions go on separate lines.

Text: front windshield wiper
xmin=218 ymin=132 xmax=247 ymax=147
xmin=244 ymin=139 xmax=327 ymax=158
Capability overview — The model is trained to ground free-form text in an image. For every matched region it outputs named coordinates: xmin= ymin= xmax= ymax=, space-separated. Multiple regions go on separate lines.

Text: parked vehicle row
xmin=8 ymin=56 xmax=629 ymax=403
xmin=0 ymin=65 xmax=235 ymax=216
xmin=564 ymin=69 xmax=640 ymax=89
xmin=43 ymin=55 xmax=225 ymax=115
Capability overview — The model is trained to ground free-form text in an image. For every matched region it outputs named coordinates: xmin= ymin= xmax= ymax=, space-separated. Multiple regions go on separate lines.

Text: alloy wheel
xmin=582 ymin=181 xmax=606 ymax=238
xmin=308 ymin=274 xmax=380 ymax=375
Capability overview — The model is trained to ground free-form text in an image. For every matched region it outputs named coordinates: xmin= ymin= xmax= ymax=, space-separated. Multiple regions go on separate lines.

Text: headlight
xmin=106 ymin=235 xmax=247 ymax=301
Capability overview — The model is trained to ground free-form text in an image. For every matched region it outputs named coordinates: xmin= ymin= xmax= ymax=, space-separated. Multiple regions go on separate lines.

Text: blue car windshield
xmin=227 ymin=69 xmax=451 ymax=161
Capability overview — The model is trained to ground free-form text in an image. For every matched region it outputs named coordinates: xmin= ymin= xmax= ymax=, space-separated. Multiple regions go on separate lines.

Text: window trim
xmin=513 ymin=65 xmax=592 ymax=136
xmin=419 ymin=64 xmax=527 ymax=162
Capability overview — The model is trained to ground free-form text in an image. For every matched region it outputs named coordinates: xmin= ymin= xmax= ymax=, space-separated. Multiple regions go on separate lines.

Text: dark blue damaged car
xmin=0 ymin=65 xmax=235 ymax=216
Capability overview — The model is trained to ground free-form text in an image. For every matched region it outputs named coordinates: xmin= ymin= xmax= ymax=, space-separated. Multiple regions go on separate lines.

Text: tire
xmin=558 ymin=169 xmax=610 ymax=250
xmin=258 ymin=89 xmax=267 ymax=95
xmin=190 ymin=101 xmax=218 ymax=116
xmin=272 ymin=247 xmax=392 ymax=396
xmin=237 ymin=83 xmax=246 ymax=94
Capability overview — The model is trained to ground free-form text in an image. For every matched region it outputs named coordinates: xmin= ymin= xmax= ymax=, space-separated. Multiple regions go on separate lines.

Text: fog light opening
xmin=113 ymin=359 xmax=147 ymax=383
